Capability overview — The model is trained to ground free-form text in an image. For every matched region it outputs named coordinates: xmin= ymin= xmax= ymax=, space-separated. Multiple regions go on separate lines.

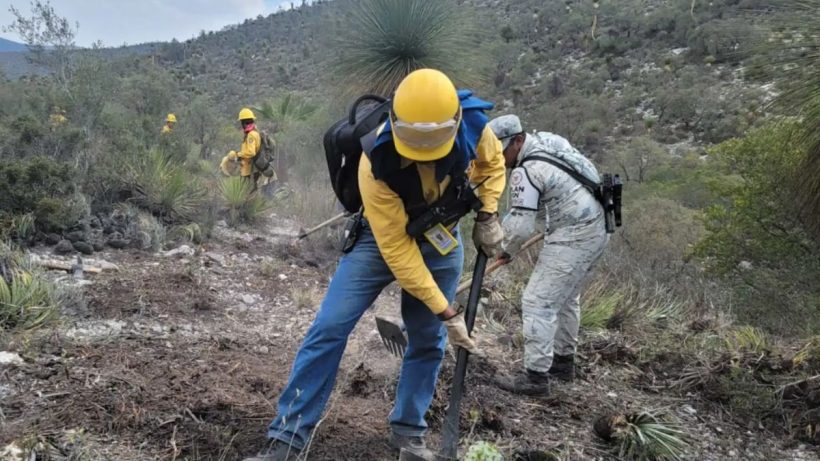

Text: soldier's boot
xmin=548 ymin=354 xmax=575 ymax=382
xmin=494 ymin=369 xmax=551 ymax=396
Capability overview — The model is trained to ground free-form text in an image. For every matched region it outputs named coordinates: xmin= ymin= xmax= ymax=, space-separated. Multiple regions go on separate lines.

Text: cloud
xmin=0 ymin=0 xmax=293 ymax=47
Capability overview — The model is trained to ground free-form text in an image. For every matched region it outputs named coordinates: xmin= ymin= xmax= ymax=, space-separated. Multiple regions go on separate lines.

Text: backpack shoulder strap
xmin=521 ymin=152 xmax=600 ymax=193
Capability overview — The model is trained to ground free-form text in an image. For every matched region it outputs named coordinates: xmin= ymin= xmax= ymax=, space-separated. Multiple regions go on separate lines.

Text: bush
xmin=122 ymin=149 xmax=206 ymax=223
xmin=0 ymin=156 xmax=88 ymax=233
xmin=696 ymin=122 xmax=820 ymax=335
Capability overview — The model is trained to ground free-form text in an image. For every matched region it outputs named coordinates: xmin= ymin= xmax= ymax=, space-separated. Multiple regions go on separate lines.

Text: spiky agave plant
xmin=0 ymin=270 xmax=57 ymax=332
xmin=594 ymin=412 xmax=689 ymax=461
xmin=333 ymin=0 xmax=486 ymax=95
xmin=218 ymin=177 xmax=272 ymax=226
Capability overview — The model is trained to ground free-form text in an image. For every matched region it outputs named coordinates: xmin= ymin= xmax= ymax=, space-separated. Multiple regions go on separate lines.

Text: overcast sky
xmin=0 ymin=0 xmax=294 ymax=47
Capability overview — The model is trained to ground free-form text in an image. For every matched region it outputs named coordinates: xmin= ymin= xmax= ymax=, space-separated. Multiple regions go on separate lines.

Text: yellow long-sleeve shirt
xmin=359 ymin=124 xmax=506 ymax=314
xmin=236 ymin=129 xmax=261 ymax=176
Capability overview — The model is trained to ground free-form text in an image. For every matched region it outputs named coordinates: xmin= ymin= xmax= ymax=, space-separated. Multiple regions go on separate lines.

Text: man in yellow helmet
xmin=246 ymin=69 xmax=506 ymax=461
xmin=220 ymin=108 xmax=277 ymax=191
xmin=161 ymin=113 xmax=176 ymax=134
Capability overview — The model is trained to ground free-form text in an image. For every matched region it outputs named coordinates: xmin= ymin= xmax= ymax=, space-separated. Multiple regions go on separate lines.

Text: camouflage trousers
xmin=521 ymin=220 xmax=607 ymax=373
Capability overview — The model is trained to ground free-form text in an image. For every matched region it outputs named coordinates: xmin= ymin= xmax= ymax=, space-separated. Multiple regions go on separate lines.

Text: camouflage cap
xmin=488 ymin=114 xmax=523 ymax=150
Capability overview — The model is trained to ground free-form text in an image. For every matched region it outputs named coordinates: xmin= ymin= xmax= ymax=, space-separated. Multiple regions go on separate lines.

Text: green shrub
xmin=696 ymin=122 xmax=820 ymax=335
xmin=464 ymin=441 xmax=503 ymax=461
xmin=0 ymin=156 xmax=88 ymax=233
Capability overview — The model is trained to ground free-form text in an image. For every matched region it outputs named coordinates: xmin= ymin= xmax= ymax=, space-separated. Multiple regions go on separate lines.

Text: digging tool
xmin=297 ymin=212 xmax=347 ymax=240
xmin=377 ymin=233 xmax=545 ymax=358
xmin=376 ymin=316 xmax=407 ymax=358
xmin=437 ymin=250 xmax=489 ymax=461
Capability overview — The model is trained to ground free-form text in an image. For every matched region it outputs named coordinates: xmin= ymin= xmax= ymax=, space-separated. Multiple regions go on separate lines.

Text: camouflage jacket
xmin=502 ymin=133 xmax=605 ymax=255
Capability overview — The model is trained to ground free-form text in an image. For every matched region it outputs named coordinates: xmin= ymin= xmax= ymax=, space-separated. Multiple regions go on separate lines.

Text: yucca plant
xmin=0 ymin=270 xmax=57 ymax=333
xmin=581 ymin=282 xmax=622 ymax=330
xmin=218 ymin=177 xmax=272 ymax=226
xmin=755 ymin=1 xmax=820 ymax=238
xmin=124 ymin=149 xmax=206 ymax=223
xmin=725 ymin=326 xmax=770 ymax=355
xmin=253 ymin=93 xmax=318 ymax=134
xmin=594 ymin=411 xmax=689 ymax=461
xmin=333 ymin=0 xmax=486 ymax=95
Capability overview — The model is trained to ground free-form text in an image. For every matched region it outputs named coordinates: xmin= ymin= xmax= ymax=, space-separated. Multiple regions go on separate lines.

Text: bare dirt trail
xmin=1 ymin=215 xmax=817 ymax=460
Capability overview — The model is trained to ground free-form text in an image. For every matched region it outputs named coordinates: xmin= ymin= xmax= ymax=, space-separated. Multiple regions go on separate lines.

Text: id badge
xmin=424 ymin=223 xmax=459 ymax=255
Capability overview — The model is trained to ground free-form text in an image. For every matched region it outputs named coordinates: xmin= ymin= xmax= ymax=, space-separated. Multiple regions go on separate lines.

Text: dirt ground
xmin=1 ymin=216 xmax=817 ymax=460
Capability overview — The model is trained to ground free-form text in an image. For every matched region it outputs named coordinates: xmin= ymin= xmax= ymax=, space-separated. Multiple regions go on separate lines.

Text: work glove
xmin=227 ymin=150 xmax=238 ymax=160
xmin=442 ymin=312 xmax=483 ymax=357
xmin=219 ymin=156 xmax=232 ymax=176
xmin=472 ymin=212 xmax=503 ymax=257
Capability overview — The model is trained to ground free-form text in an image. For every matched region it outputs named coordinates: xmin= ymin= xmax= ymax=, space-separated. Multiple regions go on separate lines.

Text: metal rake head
xmin=375 ymin=316 xmax=408 ymax=358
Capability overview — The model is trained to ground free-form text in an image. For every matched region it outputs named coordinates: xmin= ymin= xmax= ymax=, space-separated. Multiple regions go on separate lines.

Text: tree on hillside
xmin=4 ymin=1 xmax=77 ymax=91
xmin=331 ymin=0 xmax=486 ymax=96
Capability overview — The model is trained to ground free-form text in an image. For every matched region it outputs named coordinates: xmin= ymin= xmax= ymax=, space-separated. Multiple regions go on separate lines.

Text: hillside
xmin=0 ymin=37 xmax=26 ymax=52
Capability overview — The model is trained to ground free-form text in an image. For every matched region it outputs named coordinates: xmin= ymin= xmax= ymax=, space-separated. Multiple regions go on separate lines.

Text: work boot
xmin=243 ymin=440 xmax=301 ymax=461
xmin=548 ymin=354 xmax=575 ymax=382
xmin=390 ymin=433 xmax=436 ymax=461
xmin=494 ymin=369 xmax=551 ymax=396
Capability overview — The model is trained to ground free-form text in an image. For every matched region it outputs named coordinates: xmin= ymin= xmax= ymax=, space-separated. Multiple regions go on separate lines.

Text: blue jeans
xmin=267 ymin=223 xmax=464 ymax=449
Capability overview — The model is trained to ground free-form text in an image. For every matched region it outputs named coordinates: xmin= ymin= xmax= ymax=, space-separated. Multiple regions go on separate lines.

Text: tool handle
xmin=297 ymin=212 xmax=347 ymax=240
xmin=440 ymin=251 xmax=489 ymax=459
xmin=454 ymin=233 xmax=544 ymax=295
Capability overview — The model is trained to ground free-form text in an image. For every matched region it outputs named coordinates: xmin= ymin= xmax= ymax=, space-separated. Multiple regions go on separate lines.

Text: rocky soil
xmin=0 ymin=214 xmax=817 ymax=460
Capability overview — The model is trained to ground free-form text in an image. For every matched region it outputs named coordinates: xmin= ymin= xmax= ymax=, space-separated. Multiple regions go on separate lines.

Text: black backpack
xmin=323 ymin=95 xmax=391 ymax=213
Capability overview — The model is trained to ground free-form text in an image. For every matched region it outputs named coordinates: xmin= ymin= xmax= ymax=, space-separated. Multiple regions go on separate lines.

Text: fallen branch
xmin=36 ymin=259 xmax=102 ymax=274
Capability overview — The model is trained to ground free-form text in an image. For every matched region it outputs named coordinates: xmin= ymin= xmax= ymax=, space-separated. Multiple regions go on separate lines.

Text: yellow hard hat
xmin=166 ymin=113 xmax=177 ymax=123
xmin=237 ymin=107 xmax=255 ymax=121
xmin=391 ymin=68 xmax=461 ymax=162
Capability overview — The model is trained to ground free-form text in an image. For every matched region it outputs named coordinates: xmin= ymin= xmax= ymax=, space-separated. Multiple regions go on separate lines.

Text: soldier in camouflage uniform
xmin=489 ymin=115 xmax=608 ymax=396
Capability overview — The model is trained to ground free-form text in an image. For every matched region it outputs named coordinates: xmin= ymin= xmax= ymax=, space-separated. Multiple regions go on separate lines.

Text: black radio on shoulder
xmin=601 ymin=173 xmax=623 ymax=234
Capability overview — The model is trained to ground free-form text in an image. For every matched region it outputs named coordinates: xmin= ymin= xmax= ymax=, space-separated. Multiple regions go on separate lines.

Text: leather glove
xmin=227 ymin=150 xmax=238 ymax=160
xmin=473 ymin=212 xmax=503 ymax=257
xmin=442 ymin=313 xmax=483 ymax=356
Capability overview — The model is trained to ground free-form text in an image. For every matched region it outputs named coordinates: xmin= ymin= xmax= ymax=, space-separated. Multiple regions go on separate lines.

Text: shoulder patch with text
xmin=510 ymin=167 xmax=539 ymax=210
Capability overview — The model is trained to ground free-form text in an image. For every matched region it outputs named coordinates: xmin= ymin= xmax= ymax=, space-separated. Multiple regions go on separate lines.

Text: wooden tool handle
xmin=455 ymin=233 xmax=544 ymax=295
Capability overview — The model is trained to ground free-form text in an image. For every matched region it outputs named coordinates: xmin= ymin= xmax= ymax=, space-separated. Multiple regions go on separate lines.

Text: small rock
xmin=0 ymin=351 xmax=24 ymax=366
xmin=163 ymin=245 xmax=195 ymax=257
xmin=682 ymin=404 xmax=697 ymax=415
xmin=606 ymin=392 xmax=618 ymax=398
xmin=65 ymin=230 xmax=87 ymax=242
xmin=278 ymin=274 xmax=288 ymax=281
xmin=92 ymin=241 xmax=105 ymax=252
xmin=240 ymin=233 xmax=253 ymax=243
xmin=107 ymin=238 xmax=129 ymax=249
xmin=54 ymin=240 xmax=75 ymax=255
xmin=241 ymin=294 xmax=256 ymax=305
xmin=205 ymin=252 xmax=226 ymax=266
xmin=72 ymin=241 xmax=94 ymax=255
xmin=258 ymin=346 xmax=270 ymax=354
xmin=44 ymin=233 xmax=62 ymax=245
